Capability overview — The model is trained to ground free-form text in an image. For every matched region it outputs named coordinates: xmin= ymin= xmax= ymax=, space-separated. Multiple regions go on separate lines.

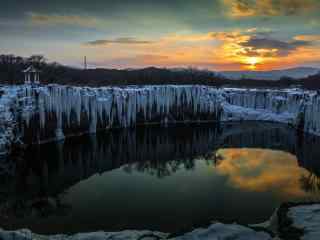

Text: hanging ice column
xmin=21 ymin=85 xmax=223 ymax=143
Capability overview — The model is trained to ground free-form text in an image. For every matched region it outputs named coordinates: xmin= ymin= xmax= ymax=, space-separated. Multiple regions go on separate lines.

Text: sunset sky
xmin=1 ymin=0 xmax=320 ymax=70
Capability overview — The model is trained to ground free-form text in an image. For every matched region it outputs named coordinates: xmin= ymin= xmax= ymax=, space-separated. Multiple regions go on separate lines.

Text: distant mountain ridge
xmin=218 ymin=67 xmax=320 ymax=81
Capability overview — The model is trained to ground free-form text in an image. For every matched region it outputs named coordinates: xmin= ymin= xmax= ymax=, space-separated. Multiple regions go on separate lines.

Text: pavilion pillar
xmin=23 ymin=67 xmax=41 ymax=84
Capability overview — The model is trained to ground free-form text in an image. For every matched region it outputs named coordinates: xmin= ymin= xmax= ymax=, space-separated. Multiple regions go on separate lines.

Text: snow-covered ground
xmin=1 ymin=84 xmax=320 ymax=154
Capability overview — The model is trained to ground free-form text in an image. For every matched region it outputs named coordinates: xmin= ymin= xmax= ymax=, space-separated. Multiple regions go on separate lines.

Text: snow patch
xmin=288 ymin=204 xmax=320 ymax=240
xmin=173 ymin=223 xmax=272 ymax=240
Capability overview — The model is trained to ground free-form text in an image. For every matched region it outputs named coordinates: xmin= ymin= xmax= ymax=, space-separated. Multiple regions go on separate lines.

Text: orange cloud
xmin=85 ymin=38 xmax=154 ymax=46
xmin=294 ymin=35 xmax=320 ymax=42
xmin=162 ymin=33 xmax=215 ymax=42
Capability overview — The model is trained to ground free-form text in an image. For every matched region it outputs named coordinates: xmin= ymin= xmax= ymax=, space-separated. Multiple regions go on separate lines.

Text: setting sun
xmin=246 ymin=57 xmax=261 ymax=70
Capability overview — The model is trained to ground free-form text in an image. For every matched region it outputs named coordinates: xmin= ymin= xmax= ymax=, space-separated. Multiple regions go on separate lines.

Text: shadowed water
xmin=0 ymin=122 xmax=320 ymax=234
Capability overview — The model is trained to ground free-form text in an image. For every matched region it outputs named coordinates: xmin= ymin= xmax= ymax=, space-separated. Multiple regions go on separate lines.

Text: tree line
xmin=0 ymin=54 xmax=319 ymax=89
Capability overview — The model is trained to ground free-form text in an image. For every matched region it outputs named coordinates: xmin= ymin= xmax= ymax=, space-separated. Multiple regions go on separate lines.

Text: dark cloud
xmin=224 ymin=0 xmax=319 ymax=17
xmin=241 ymin=37 xmax=312 ymax=56
xmin=28 ymin=12 xmax=100 ymax=27
xmin=85 ymin=37 xmax=154 ymax=46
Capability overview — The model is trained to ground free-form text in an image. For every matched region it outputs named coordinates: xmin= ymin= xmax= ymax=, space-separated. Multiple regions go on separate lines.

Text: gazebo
xmin=23 ymin=65 xmax=41 ymax=84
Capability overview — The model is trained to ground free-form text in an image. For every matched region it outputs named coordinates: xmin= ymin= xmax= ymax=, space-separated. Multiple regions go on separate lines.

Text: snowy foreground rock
xmin=287 ymin=204 xmax=320 ymax=240
xmin=1 ymin=204 xmax=320 ymax=239
xmin=0 ymin=223 xmax=272 ymax=240
xmin=1 ymin=84 xmax=320 ymax=154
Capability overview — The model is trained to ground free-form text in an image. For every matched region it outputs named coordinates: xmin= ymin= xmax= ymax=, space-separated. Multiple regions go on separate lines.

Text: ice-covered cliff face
xmin=1 ymin=84 xmax=320 ymax=149
xmin=0 ymin=86 xmax=21 ymax=156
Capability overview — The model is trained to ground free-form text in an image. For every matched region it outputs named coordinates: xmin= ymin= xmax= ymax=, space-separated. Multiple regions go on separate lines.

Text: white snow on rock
xmin=220 ymin=88 xmax=309 ymax=125
xmin=0 ymin=229 xmax=168 ymax=240
xmin=288 ymin=204 xmax=320 ymax=240
xmin=173 ymin=223 xmax=272 ymax=240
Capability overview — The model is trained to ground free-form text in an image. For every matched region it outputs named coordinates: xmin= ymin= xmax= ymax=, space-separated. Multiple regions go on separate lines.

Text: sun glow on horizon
xmin=79 ymin=29 xmax=320 ymax=71
xmin=246 ymin=57 xmax=262 ymax=70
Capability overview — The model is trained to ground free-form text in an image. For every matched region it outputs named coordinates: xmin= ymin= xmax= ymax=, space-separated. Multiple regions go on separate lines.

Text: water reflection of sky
xmin=216 ymin=148 xmax=317 ymax=199
xmin=59 ymin=148 xmax=319 ymax=234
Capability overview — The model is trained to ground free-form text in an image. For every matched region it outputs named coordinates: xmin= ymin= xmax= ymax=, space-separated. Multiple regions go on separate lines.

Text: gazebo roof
xmin=23 ymin=65 xmax=41 ymax=73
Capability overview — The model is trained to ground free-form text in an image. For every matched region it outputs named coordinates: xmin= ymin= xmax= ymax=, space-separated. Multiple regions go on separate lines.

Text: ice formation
xmin=0 ymin=86 xmax=21 ymax=156
xmin=1 ymin=84 xmax=320 ymax=151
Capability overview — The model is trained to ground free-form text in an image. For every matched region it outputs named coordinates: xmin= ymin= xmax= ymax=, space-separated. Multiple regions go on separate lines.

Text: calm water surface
xmin=0 ymin=123 xmax=320 ymax=234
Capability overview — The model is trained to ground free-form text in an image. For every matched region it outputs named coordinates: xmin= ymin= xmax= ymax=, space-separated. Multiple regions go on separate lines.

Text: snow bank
xmin=1 ymin=84 xmax=320 ymax=149
xmin=221 ymin=88 xmax=310 ymax=125
xmin=173 ymin=223 xmax=272 ymax=240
